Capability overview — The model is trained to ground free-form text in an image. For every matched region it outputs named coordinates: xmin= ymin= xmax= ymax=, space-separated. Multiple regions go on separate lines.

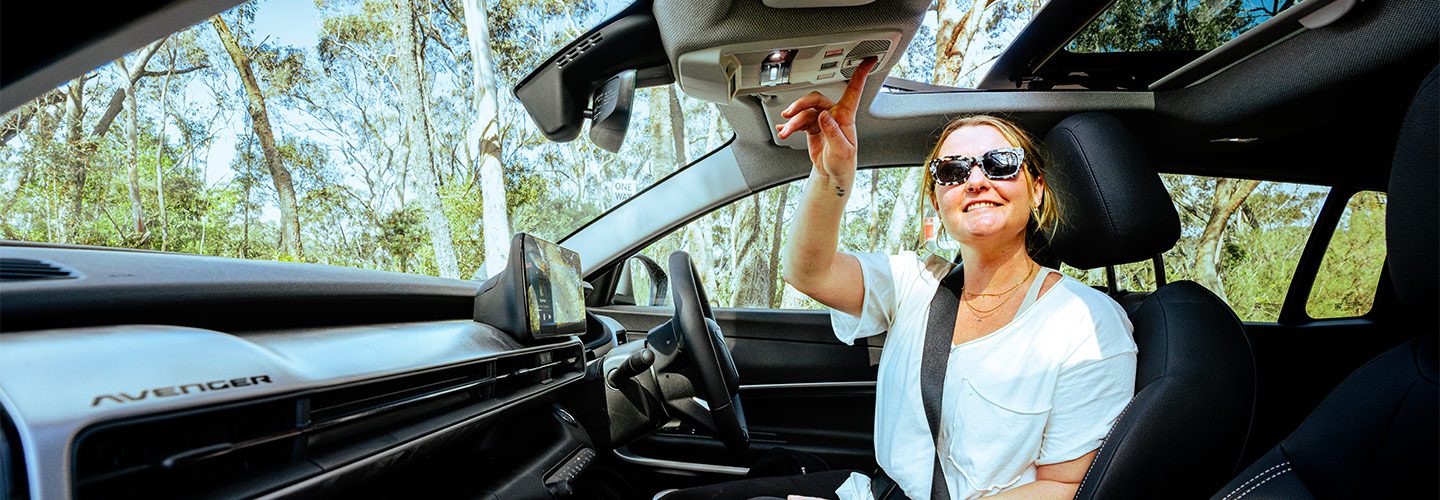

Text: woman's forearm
xmin=780 ymin=168 xmax=852 ymax=290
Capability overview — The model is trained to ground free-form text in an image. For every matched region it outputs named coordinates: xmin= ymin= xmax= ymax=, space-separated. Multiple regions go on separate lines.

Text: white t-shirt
xmin=830 ymin=251 xmax=1138 ymax=500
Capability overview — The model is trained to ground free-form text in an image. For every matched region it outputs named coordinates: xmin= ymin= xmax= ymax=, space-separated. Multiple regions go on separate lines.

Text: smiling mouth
xmin=964 ymin=202 xmax=1002 ymax=213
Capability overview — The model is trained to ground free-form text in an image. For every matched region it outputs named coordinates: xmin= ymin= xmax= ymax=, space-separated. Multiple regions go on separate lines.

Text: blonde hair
xmin=919 ymin=115 xmax=1062 ymax=252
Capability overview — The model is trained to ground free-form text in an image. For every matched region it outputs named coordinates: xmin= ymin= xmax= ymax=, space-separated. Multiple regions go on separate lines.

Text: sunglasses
xmin=928 ymin=147 xmax=1026 ymax=185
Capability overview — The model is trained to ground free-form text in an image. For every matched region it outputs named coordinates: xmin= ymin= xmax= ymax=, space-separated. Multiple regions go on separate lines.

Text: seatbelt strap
xmin=921 ymin=264 xmax=964 ymax=500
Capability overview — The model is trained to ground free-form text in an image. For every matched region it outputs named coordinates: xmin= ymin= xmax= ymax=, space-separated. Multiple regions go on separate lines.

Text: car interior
xmin=1 ymin=0 xmax=1436 ymax=498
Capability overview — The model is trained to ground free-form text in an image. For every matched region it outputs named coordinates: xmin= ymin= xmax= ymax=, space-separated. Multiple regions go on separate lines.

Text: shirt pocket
xmin=944 ymin=377 xmax=1051 ymax=496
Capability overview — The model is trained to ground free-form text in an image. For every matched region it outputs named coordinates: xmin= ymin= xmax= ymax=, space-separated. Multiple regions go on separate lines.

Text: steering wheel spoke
xmin=646 ymin=251 xmax=749 ymax=450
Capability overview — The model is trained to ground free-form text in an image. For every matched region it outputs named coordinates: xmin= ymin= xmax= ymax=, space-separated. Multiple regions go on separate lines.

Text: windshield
xmin=0 ymin=0 xmax=731 ymax=279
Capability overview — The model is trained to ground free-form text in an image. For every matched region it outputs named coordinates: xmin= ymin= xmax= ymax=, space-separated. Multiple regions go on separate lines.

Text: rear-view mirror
xmin=588 ymin=69 xmax=636 ymax=153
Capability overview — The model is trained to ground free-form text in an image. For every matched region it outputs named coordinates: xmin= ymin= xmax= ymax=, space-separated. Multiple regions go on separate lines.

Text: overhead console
xmin=674 ymin=30 xmax=901 ymax=149
xmin=675 ymin=31 xmax=899 ymax=103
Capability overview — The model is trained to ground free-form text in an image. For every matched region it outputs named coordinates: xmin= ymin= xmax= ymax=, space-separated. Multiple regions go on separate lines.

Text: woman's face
xmin=932 ymin=125 xmax=1044 ymax=247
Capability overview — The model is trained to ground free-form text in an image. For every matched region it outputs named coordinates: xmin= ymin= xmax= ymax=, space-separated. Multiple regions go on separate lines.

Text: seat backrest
xmin=1209 ymin=64 xmax=1439 ymax=500
xmin=1043 ymin=113 xmax=1257 ymax=499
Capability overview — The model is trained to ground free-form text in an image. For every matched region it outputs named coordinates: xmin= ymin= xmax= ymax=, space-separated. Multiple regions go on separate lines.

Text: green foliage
xmin=1063 ymin=175 xmax=1384 ymax=323
xmin=1307 ymin=191 xmax=1387 ymax=318
xmin=1070 ymin=0 xmax=1269 ymax=53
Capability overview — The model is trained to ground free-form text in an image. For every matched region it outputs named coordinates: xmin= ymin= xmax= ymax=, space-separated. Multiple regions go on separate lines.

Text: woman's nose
xmin=964 ymin=162 xmax=989 ymax=191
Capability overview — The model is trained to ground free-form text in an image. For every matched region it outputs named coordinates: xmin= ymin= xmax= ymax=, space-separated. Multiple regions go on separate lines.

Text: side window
xmin=1061 ymin=174 xmax=1330 ymax=322
xmin=1306 ymin=191 xmax=1387 ymax=319
xmin=623 ymin=167 xmax=927 ymax=310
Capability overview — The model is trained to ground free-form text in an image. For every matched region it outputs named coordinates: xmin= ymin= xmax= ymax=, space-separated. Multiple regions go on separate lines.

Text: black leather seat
xmin=1042 ymin=113 xmax=1258 ymax=499
xmin=1208 ymin=66 xmax=1438 ymax=500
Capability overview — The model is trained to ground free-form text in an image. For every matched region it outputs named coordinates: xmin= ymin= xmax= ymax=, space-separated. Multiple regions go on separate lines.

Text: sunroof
xmin=1069 ymin=0 xmax=1303 ymax=53
xmin=891 ymin=0 xmax=1049 ymax=88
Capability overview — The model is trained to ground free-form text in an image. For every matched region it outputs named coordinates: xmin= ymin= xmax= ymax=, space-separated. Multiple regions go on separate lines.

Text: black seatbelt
xmin=920 ymin=264 xmax=965 ymax=500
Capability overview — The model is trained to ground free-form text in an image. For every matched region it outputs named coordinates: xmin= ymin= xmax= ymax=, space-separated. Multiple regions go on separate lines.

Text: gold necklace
xmin=961 ymin=263 xmax=1037 ymax=322
xmin=962 ymin=289 xmax=1016 ymax=316
xmin=963 ymin=262 xmax=1037 ymax=297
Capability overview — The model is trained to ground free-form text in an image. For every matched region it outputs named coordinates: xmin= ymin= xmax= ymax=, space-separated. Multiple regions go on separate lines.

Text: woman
xmin=776 ymin=59 xmax=1138 ymax=500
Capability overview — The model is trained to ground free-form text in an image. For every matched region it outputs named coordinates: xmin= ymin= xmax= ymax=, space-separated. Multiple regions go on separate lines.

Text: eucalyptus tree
xmin=213 ymin=13 xmax=305 ymax=259
xmin=389 ymin=0 xmax=463 ymax=278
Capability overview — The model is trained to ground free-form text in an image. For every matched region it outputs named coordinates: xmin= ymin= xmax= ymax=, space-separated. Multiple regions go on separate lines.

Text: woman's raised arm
xmin=778 ymin=58 xmax=876 ymax=317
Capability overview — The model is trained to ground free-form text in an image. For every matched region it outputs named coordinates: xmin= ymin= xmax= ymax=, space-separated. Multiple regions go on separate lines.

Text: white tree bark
xmin=154 ymin=47 xmax=175 ymax=251
xmin=462 ymin=0 xmax=511 ymax=279
xmin=883 ymin=167 xmax=922 ymax=253
xmin=116 ymin=59 xmax=147 ymax=240
xmin=393 ymin=0 xmax=460 ymax=278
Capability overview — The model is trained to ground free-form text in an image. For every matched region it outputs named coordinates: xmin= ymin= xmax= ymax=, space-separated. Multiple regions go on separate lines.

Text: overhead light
xmin=1210 ymin=137 xmax=1259 ymax=144
xmin=759 ymin=49 xmax=797 ymax=87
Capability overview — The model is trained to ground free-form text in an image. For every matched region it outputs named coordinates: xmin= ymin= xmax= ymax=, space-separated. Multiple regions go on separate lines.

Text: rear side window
xmin=1062 ymin=174 xmax=1330 ymax=322
xmin=1306 ymin=191 xmax=1388 ymax=319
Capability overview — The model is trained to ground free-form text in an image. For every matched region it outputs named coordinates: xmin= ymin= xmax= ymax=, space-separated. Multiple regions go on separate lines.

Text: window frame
xmin=1282 ymin=187 xmax=1393 ymax=323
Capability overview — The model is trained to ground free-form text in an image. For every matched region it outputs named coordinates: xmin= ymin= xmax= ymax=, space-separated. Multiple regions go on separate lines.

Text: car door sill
xmin=739 ymin=381 xmax=876 ymax=391
xmin=613 ymin=447 xmax=750 ymax=476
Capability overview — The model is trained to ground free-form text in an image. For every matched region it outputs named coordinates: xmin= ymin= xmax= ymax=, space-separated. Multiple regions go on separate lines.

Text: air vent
xmin=556 ymin=33 xmax=603 ymax=67
xmin=0 ymin=258 xmax=75 ymax=282
xmin=72 ymin=342 xmax=584 ymax=499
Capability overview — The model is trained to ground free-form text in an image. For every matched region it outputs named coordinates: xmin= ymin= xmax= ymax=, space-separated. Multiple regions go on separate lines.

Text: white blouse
xmin=830 ymin=251 xmax=1138 ymax=500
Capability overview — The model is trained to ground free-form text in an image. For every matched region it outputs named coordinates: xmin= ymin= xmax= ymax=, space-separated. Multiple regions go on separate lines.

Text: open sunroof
xmin=1069 ymin=0 xmax=1301 ymax=54
xmin=955 ymin=0 xmax=1353 ymax=91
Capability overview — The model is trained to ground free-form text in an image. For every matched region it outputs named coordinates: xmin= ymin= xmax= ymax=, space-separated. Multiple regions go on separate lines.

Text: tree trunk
xmin=867 ymin=168 xmax=881 ymax=248
xmin=213 ymin=16 xmax=304 ymax=259
xmin=1193 ymin=178 xmax=1260 ymax=303
xmin=934 ymin=0 xmax=998 ymax=86
xmin=241 ymin=178 xmax=251 ymax=259
xmin=765 ymin=185 xmax=790 ymax=308
xmin=117 ymin=59 xmax=147 ymax=239
xmin=667 ymin=84 xmax=687 ymax=166
xmin=461 ymin=0 xmax=507 ymax=279
xmin=153 ymin=48 xmax=175 ymax=251
xmin=91 ymin=39 xmax=167 ymax=139
xmin=731 ymin=197 xmax=769 ymax=307
xmin=64 ymin=76 xmax=87 ymax=239
xmin=883 ymin=167 xmax=922 ymax=253
xmin=1 ymin=90 xmax=66 ymax=148
xmin=0 ymin=106 xmax=56 ymax=237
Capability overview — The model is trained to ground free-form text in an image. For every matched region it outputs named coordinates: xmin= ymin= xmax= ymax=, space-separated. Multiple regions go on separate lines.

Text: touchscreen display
xmin=523 ymin=237 xmax=585 ymax=336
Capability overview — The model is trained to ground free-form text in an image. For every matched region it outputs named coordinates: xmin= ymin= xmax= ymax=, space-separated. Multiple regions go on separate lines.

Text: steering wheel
xmin=654 ymin=250 xmax=748 ymax=450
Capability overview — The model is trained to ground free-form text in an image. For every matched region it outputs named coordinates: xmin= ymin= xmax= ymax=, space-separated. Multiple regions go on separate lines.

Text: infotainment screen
xmin=523 ymin=236 xmax=585 ymax=336
xmin=474 ymin=233 xmax=587 ymax=342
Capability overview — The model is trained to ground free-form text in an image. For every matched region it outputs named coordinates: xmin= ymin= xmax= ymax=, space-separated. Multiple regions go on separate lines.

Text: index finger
xmin=831 ymin=56 xmax=879 ymax=118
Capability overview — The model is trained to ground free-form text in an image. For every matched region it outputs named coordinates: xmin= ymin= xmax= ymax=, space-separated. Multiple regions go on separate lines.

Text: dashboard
xmin=0 ymin=242 xmax=622 ymax=499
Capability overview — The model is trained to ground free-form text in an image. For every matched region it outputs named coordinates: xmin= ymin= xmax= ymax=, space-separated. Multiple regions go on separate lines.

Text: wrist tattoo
xmin=835 ymin=186 xmax=847 ymax=197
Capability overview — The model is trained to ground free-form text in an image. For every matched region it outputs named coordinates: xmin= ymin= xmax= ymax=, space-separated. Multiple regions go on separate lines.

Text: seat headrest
xmin=1387 ymin=66 xmax=1438 ymax=316
xmin=1043 ymin=113 xmax=1180 ymax=269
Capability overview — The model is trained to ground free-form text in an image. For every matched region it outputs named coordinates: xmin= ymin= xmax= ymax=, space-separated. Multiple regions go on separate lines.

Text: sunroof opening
xmin=1069 ymin=0 xmax=1303 ymax=53
xmin=891 ymin=0 xmax=1050 ymax=88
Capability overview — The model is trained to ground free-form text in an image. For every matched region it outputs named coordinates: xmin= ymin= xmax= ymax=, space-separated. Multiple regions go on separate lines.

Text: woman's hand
xmin=778 ymin=57 xmax=877 ymax=317
xmin=775 ymin=57 xmax=878 ymax=182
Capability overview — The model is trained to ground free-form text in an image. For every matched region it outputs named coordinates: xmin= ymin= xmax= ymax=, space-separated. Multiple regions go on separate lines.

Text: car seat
xmin=1207 ymin=65 xmax=1438 ymax=500
xmin=1042 ymin=112 xmax=1258 ymax=499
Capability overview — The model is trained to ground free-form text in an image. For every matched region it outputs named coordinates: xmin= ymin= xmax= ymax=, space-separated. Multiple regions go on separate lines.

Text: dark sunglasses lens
xmin=982 ymin=151 xmax=1022 ymax=178
xmin=935 ymin=159 xmax=973 ymax=184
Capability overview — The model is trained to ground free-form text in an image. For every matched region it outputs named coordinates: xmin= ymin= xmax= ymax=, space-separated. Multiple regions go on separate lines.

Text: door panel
xmin=597 ymin=305 xmax=878 ymax=384
xmin=1239 ymin=318 xmax=1409 ymax=468
xmin=592 ymin=304 xmax=879 ymax=480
